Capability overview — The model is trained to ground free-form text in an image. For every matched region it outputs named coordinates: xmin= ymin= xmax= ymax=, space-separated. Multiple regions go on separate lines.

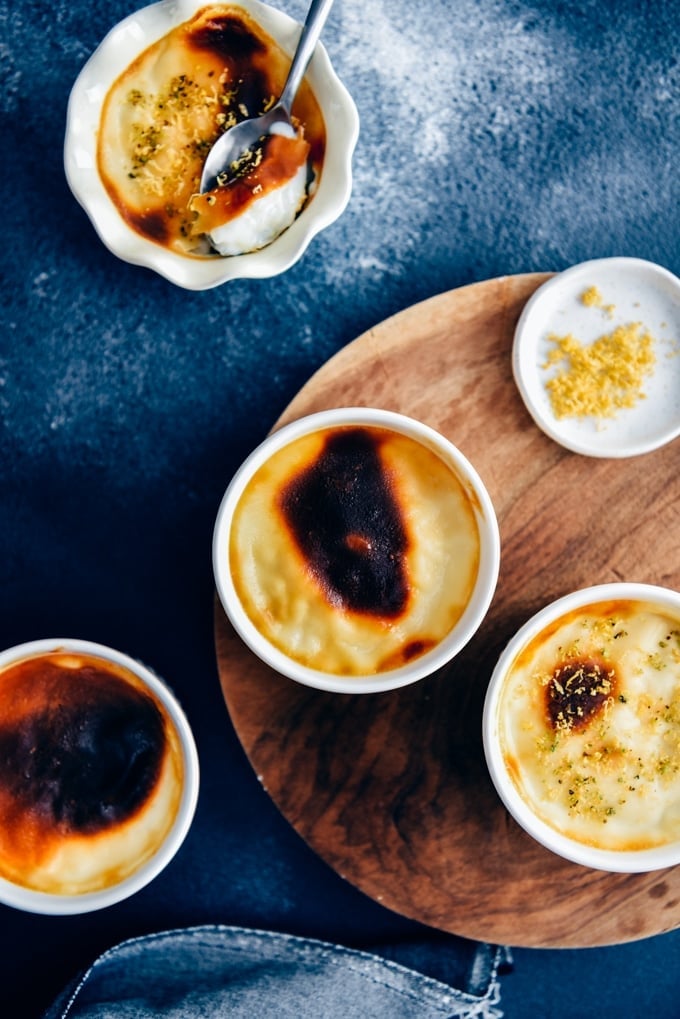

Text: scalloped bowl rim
xmin=64 ymin=0 xmax=360 ymax=289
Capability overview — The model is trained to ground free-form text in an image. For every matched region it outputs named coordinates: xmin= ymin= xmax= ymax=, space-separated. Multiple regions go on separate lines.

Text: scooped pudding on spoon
xmin=190 ymin=123 xmax=310 ymax=256
xmin=97 ymin=4 xmax=326 ymax=257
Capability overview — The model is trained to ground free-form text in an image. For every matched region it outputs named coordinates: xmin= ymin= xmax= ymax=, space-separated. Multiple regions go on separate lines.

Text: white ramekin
xmin=0 ymin=638 xmax=199 ymax=914
xmin=214 ymin=407 xmax=500 ymax=694
xmin=483 ymin=583 xmax=680 ymax=872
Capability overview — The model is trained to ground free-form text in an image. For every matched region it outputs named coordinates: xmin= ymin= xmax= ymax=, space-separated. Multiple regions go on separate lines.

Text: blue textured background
xmin=1 ymin=0 xmax=679 ymax=1015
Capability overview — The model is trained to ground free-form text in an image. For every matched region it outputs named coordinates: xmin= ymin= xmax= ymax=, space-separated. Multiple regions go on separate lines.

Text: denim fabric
xmin=43 ymin=926 xmax=507 ymax=1019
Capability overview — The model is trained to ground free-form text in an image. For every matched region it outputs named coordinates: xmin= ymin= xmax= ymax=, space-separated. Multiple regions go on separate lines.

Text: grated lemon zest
xmin=543 ymin=323 xmax=656 ymax=420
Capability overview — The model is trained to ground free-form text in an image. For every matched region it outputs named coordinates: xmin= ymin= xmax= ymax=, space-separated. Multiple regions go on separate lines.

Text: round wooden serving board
xmin=215 ymin=273 xmax=680 ymax=948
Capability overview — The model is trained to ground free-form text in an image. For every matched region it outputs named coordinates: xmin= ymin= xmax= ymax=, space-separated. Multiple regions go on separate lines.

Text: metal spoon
xmin=199 ymin=0 xmax=335 ymax=193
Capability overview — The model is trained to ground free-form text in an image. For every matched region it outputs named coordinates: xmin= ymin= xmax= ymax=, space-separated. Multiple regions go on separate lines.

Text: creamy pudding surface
xmin=0 ymin=651 xmax=185 ymax=895
xmin=97 ymin=4 xmax=326 ymax=255
xmin=499 ymin=600 xmax=680 ymax=851
xmin=229 ymin=425 xmax=481 ymax=676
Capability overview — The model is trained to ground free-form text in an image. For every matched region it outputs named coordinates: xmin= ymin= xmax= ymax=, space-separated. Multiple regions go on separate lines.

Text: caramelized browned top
xmin=185 ymin=8 xmax=326 ymax=167
xmin=0 ymin=655 xmax=166 ymax=840
xmin=545 ymin=656 xmax=617 ymax=732
xmin=278 ymin=428 xmax=411 ymax=618
xmin=190 ymin=8 xmax=268 ymax=65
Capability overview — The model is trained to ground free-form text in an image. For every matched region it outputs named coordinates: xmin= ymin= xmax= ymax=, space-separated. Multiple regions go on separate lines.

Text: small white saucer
xmin=512 ymin=257 xmax=680 ymax=457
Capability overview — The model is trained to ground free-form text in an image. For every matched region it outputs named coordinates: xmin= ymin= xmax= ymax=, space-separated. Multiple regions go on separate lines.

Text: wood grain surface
xmin=215 ymin=273 xmax=680 ymax=948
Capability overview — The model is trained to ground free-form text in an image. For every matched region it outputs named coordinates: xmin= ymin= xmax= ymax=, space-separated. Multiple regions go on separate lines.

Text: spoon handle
xmin=279 ymin=0 xmax=335 ymax=114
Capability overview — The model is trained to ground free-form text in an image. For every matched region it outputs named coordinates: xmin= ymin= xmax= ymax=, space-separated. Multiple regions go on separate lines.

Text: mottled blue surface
xmin=1 ymin=0 xmax=679 ymax=1015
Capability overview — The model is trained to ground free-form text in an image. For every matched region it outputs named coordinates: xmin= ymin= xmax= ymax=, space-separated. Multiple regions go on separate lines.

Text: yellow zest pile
xmin=544 ymin=322 xmax=656 ymax=420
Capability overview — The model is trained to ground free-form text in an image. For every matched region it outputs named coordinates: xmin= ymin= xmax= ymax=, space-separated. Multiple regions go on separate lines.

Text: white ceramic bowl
xmin=64 ymin=0 xmax=359 ymax=289
xmin=0 ymin=638 xmax=199 ymax=914
xmin=213 ymin=408 xmax=500 ymax=693
xmin=483 ymin=583 xmax=680 ymax=872
xmin=513 ymin=258 xmax=680 ymax=457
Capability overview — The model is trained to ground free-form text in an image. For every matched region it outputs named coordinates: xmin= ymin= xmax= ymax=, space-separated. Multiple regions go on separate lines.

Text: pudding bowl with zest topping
xmin=483 ymin=584 xmax=680 ymax=872
xmin=213 ymin=408 xmax=501 ymax=694
xmin=0 ymin=639 xmax=199 ymax=914
xmin=64 ymin=0 xmax=359 ymax=288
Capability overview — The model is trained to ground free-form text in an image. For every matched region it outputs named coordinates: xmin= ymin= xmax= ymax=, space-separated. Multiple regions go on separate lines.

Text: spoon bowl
xmin=199 ymin=0 xmax=335 ymax=193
